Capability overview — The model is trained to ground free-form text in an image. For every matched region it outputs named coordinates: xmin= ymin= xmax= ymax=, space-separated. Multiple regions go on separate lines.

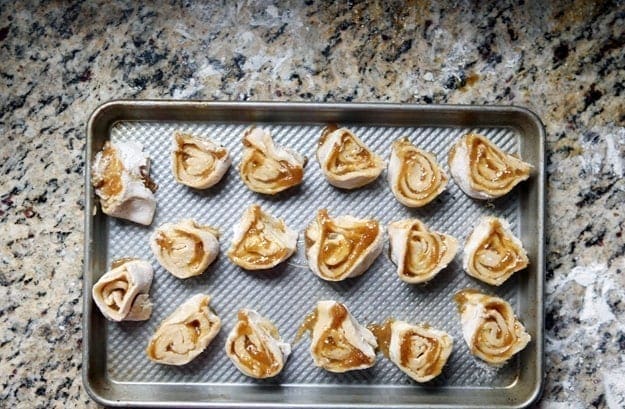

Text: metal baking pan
xmin=83 ymin=101 xmax=544 ymax=408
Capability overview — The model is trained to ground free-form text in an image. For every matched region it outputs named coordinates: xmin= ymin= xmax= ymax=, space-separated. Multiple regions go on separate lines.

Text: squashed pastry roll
xmin=225 ymin=309 xmax=291 ymax=378
xmin=454 ymin=290 xmax=530 ymax=365
xmin=448 ymin=133 xmax=532 ymax=200
xmin=146 ymin=294 xmax=221 ymax=365
xmin=91 ymin=140 xmax=157 ymax=225
xmin=388 ymin=138 xmax=448 ymax=207
xmin=150 ymin=219 xmax=220 ymax=279
xmin=172 ymin=132 xmax=231 ymax=189
xmin=227 ymin=204 xmax=297 ymax=270
xmin=370 ymin=319 xmax=453 ymax=383
xmin=317 ymin=126 xmax=384 ymax=189
xmin=305 ymin=209 xmax=383 ymax=281
xmin=92 ymin=259 xmax=153 ymax=322
xmin=300 ymin=300 xmax=377 ymax=373
xmin=388 ymin=219 xmax=458 ymax=284
xmin=463 ymin=216 xmax=528 ymax=286
xmin=239 ymin=127 xmax=305 ymax=195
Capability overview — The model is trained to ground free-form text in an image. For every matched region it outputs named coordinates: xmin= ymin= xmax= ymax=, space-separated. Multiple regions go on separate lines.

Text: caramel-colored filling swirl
xmin=398 ymin=329 xmax=447 ymax=379
xmin=229 ymin=311 xmax=281 ymax=378
xmin=231 ymin=206 xmax=289 ymax=267
xmin=174 ymin=137 xmax=226 ymax=181
xmin=241 ymin=140 xmax=303 ymax=192
xmin=155 ymin=229 xmax=207 ymax=274
xmin=403 ymin=222 xmax=448 ymax=279
xmin=468 ymin=221 xmax=527 ymax=282
xmin=95 ymin=144 xmax=124 ymax=198
xmin=327 ymin=131 xmax=376 ymax=175
xmin=394 ymin=140 xmax=446 ymax=205
xmin=316 ymin=210 xmax=379 ymax=279
xmin=466 ymin=133 xmax=529 ymax=195
xmin=314 ymin=304 xmax=373 ymax=369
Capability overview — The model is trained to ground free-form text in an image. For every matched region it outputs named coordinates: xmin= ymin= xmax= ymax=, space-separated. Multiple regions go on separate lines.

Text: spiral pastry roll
xmin=317 ymin=126 xmax=384 ymax=189
xmin=225 ymin=309 xmax=291 ymax=378
xmin=146 ymin=294 xmax=221 ymax=365
xmin=91 ymin=140 xmax=157 ymax=225
xmin=463 ymin=216 xmax=528 ymax=286
xmin=239 ymin=127 xmax=305 ymax=195
xmin=304 ymin=300 xmax=377 ymax=373
xmin=370 ymin=319 xmax=453 ymax=383
xmin=228 ymin=204 xmax=297 ymax=270
xmin=172 ymin=132 xmax=231 ymax=189
xmin=388 ymin=139 xmax=448 ymax=207
xmin=305 ymin=209 xmax=383 ymax=281
xmin=454 ymin=289 xmax=530 ymax=365
xmin=448 ymin=133 xmax=532 ymax=200
xmin=92 ymin=259 xmax=153 ymax=322
xmin=150 ymin=219 xmax=220 ymax=279
xmin=388 ymin=219 xmax=458 ymax=284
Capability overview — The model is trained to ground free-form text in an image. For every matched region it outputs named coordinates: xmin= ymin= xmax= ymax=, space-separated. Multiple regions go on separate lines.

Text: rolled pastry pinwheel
xmin=454 ymin=289 xmax=530 ymax=365
xmin=225 ymin=309 xmax=291 ymax=378
xmin=448 ymin=133 xmax=532 ymax=200
xmin=146 ymin=294 xmax=221 ymax=365
xmin=150 ymin=219 xmax=220 ymax=279
xmin=91 ymin=140 xmax=157 ymax=225
xmin=370 ymin=319 xmax=453 ymax=383
xmin=227 ymin=204 xmax=297 ymax=270
xmin=388 ymin=138 xmax=448 ymax=207
xmin=302 ymin=300 xmax=377 ymax=373
xmin=172 ymin=132 xmax=231 ymax=189
xmin=317 ymin=126 xmax=384 ymax=189
xmin=239 ymin=127 xmax=305 ymax=195
xmin=92 ymin=259 xmax=153 ymax=321
xmin=463 ymin=216 xmax=528 ymax=286
xmin=388 ymin=219 xmax=458 ymax=284
xmin=305 ymin=209 xmax=383 ymax=281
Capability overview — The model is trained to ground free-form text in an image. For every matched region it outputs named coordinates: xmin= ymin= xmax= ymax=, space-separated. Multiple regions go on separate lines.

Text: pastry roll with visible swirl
xmin=448 ymin=133 xmax=532 ymax=200
xmin=305 ymin=209 xmax=383 ymax=281
xmin=239 ymin=127 xmax=305 ymax=195
xmin=454 ymin=289 xmax=530 ymax=365
xmin=225 ymin=309 xmax=291 ymax=378
xmin=172 ymin=132 xmax=231 ymax=189
xmin=463 ymin=216 xmax=528 ymax=286
xmin=388 ymin=139 xmax=448 ymax=207
xmin=388 ymin=219 xmax=458 ymax=284
xmin=370 ymin=319 xmax=453 ymax=383
xmin=92 ymin=259 xmax=153 ymax=321
xmin=91 ymin=141 xmax=157 ymax=225
xmin=146 ymin=294 xmax=221 ymax=365
xmin=150 ymin=219 xmax=220 ymax=279
xmin=317 ymin=126 xmax=384 ymax=189
xmin=301 ymin=300 xmax=377 ymax=373
xmin=227 ymin=204 xmax=297 ymax=270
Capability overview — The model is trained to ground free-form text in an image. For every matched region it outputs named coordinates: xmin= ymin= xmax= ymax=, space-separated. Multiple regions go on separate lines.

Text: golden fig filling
xmin=469 ymin=220 xmax=527 ymax=280
xmin=368 ymin=319 xmax=393 ymax=358
xmin=95 ymin=144 xmax=124 ymax=198
xmin=403 ymin=222 xmax=448 ymax=278
xmin=466 ymin=133 xmax=529 ymax=194
xmin=231 ymin=206 xmax=289 ymax=266
xmin=230 ymin=311 xmax=279 ymax=377
xmin=241 ymin=137 xmax=303 ymax=191
xmin=316 ymin=210 xmax=379 ymax=279
xmin=156 ymin=229 xmax=206 ymax=270
xmin=327 ymin=131 xmax=376 ymax=175
xmin=399 ymin=330 xmax=444 ymax=375
xmin=175 ymin=140 xmax=225 ymax=178
xmin=148 ymin=306 xmax=215 ymax=358
xmin=475 ymin=302 xmax=515 ymax=356
xmin=314 ymin=303 xmax=373 ymax=369
xmin=395 ymin=140 xmax=445 ymax=203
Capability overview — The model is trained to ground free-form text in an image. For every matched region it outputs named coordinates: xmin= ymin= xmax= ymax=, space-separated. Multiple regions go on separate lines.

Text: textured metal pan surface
xmin=84 ymin=102 xmax=544 ymax=408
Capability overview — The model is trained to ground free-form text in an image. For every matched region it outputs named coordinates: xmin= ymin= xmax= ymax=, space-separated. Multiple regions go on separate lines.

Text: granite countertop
xmin=1 ymin=1 xmax=624 ymax=407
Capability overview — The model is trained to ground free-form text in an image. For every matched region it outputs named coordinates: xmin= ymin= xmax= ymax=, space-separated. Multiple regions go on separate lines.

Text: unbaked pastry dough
xmin=172 ymin=132 xmax=231 ymax=189
xmin=448 ymin=133 xmax=532 ymax=200
xmin=305 ymin=209 xmax=383 ymax=281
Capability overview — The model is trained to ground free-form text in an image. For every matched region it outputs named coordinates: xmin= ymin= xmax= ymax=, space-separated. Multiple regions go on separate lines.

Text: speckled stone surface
xmin=1 ymin=1 xmax=624 ymax=408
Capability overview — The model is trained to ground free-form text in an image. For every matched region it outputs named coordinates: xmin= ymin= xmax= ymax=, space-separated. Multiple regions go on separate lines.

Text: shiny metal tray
xmin=83 ymin=101 xmax=544 ymax=408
